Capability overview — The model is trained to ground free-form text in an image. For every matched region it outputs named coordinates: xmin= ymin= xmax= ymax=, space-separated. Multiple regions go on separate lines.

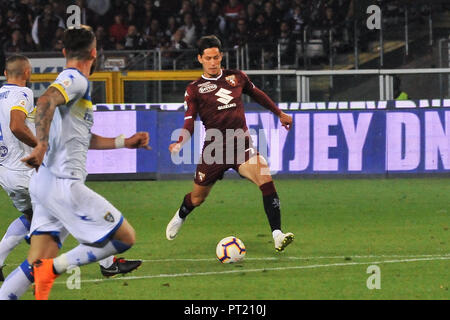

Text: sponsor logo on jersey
xmin=199 ymin=83 xmax=218 ymax=94
xmin=0 ymin=144 xmax=8 ymax=161
xmin=215 ymin=88 xmax=233 ymax=105
xmin=217 ymin=103 xmax=237 ymax=110
xmin=225 ymin=75 xmax=237 ymax=87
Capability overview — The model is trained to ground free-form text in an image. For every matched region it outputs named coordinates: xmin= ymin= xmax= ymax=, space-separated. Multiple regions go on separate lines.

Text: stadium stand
xmin=1 ymin=0 xmax=449 ymax=73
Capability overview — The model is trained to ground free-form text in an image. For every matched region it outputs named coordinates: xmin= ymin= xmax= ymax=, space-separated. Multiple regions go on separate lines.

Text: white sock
xmin=272 ymin=229 xmax=283 ymax=239
xmin=53 ymin=240 xmax=130 ymax=274
xmin=0 ymin=260 xmax=33 ymax=300
xmin=0 ymin=216 xmax=30 ymax=266
xmin=98 ymin=255 xmax=115 ymax=268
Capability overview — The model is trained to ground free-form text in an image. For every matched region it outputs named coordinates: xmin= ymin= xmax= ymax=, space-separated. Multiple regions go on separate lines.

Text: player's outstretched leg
xmin=259 ymin=181 xmax=295 ymax=252
xmin=166 ymin=184 xmax=213 ymax=241
xmin=238 ymin=155 xmax=294 ymax=252
xmin=166 ymin=193 xmax=195 ymax=240
xmin=33 ymin=221 xmax=136 ymax=300
xmin=33 ymin=239 xmax=134 ymax=300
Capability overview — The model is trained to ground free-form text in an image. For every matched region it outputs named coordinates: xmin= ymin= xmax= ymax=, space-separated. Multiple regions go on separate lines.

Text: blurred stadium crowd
xmin=0 ymin=0 xmax=446 ymax=70
xmin=0 ymin=0 xmax=355 ymax=51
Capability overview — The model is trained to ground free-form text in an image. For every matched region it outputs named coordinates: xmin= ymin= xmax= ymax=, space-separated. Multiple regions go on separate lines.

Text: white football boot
xmin=166 ymin=210 xmax=185 ymax=240
xmin=274 ymin=232 xmax=295 ymax=252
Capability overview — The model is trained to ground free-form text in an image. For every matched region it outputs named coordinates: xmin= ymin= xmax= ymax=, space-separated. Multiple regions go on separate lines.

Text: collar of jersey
xmin=2 ymin=83 xmax=20 ymax=87
xmin=64 ymin=67 xmax=88 ymax=80
xmin=201 ymin=69 xmax=223 ymax=81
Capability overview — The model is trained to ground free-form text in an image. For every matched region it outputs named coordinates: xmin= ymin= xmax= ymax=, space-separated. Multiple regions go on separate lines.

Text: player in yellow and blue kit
xmin=0 ymin=27 xmax=150 ymax=300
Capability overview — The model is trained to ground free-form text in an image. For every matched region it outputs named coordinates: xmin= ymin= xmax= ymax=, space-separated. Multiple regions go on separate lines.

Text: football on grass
xmin=216 ymin=236 xmax=246 ymax=263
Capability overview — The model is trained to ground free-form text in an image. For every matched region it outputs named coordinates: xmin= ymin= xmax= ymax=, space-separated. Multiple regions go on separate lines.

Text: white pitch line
xmin=54 ymin=255 xmax=450 ymax=285
xmin=137 ymin=253 xmax=450 ymax=263
xmin=9 ymin=253 xmax=449 ymax=267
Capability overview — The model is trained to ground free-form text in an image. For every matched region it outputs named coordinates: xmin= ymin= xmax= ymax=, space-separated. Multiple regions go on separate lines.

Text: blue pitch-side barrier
xmin=86 ymin=102 xmax=450 ymax=177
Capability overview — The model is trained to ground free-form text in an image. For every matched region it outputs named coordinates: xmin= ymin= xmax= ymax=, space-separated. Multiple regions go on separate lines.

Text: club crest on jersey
xmin=62 ymin=79 xmax=72 ymax=88
xmin=225 ymin=75 xmax=237 ymax=87
xmin=104 ymin=212 xmax=115 ymax=223
xmin=197 ymin=171 xmax=205 ymax=182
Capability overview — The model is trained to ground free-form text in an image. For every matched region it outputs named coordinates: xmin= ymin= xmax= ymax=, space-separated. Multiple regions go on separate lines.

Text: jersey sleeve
xmin=177 ymin=84 xmax=198 ymax=144
xmin=49 ymin=71 xmax=88 ymax=104
xmin=240 ymin=71 xmax=282 ymax=116
xmin=240 ymin=70 xmax=257 ymax=95
xmin=10 ymin=88 xmax=35 ymax=115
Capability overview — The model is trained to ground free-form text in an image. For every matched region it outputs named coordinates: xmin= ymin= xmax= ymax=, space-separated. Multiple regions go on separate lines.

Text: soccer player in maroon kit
xmin=166 ymin=35 xmax=294 ymax=252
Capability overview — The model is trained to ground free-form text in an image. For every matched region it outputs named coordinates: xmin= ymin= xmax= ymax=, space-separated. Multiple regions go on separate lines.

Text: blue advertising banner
xmin=86 ymin=108 xmax=450 ymax=177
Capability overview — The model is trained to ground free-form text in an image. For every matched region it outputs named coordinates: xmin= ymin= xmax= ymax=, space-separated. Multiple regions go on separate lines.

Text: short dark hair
xmin=63 ymin=26 xmax=96 ymax=60
xmin=5 ymin=54 xmax=30 ymax=77
xmin=197 ymin=35 xmax=222 ymax=56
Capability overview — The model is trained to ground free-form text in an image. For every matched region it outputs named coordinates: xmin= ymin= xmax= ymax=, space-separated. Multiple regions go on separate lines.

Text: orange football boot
xmin=32 ymin=259 xmax=59 ymax=300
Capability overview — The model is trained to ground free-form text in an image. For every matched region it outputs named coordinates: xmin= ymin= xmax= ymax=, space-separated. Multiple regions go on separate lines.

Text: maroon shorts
xmin=194 ymin=136 xmax=258 ymax=186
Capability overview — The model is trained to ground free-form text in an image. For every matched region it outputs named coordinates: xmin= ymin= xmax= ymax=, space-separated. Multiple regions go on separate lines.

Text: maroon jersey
xmin=178 ymin=69 xmax=281 ymax=143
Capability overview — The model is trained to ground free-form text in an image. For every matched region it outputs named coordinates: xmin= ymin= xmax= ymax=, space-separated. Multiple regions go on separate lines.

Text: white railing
xmin=245 ymin=68 xmax=450 ymax=102
xmin=2 ymin=68 xmax=450 ymax=103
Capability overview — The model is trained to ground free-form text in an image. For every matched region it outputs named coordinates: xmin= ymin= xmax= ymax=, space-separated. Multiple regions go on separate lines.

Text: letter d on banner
xmin=386 ymin=113 xmax=420 ymax=171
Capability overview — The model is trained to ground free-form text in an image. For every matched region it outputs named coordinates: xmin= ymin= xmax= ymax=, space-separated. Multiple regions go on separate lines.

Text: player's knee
xmin=111 ymin=233 xmax=135 ymax=254
xmin=255 ymin=173 xmax=273 ymax=187
xmin=113 ymin=220 xmax=136 ymax=247
xmin=261 ymin=176 xmax=273 ymax=186
xmin=121 ymin=228 xmax=136 ymax=247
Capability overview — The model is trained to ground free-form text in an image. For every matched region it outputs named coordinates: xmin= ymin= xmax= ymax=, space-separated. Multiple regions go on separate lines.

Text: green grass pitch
xmin=0 ymin=178 xmax=448 ymax=300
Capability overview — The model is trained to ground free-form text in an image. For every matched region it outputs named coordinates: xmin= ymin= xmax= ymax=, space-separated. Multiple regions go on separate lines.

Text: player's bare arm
xmin=21 ymin=86 xmax=65 ymax=169
xmin=9 ymin=109 xmax=38 ymax=148
xmin=89 ymin=132 xmax=151 ymax=150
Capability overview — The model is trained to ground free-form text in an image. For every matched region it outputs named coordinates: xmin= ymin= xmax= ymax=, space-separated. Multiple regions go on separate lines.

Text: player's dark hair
xmin=5 ymin=54 xmax=30 ymax=77
xmin=63 ymin=26 xmax=96 ymax=60
xmin=197 ymin=35 xmax=222 ymax=56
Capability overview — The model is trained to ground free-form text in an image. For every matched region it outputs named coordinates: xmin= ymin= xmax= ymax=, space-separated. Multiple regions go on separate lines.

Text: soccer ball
xmin=216 ymin=236 xmax=246 ymax=263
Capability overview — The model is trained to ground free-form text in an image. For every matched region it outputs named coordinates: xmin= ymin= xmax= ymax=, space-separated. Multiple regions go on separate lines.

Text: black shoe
xmin=0 ymin=266 xmax=4 ymax=282
xmin=100 ymin=257 xmax=142 ymax=277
